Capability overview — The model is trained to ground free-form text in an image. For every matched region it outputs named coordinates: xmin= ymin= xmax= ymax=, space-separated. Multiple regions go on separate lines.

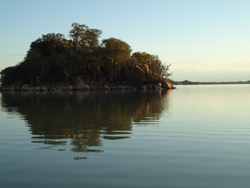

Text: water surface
xmin=0 ymin=85 xmax=250 ymax=188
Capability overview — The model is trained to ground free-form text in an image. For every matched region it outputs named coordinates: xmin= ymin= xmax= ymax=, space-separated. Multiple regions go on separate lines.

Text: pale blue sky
xmin=0 ymin=0 xmax=249 ymax=81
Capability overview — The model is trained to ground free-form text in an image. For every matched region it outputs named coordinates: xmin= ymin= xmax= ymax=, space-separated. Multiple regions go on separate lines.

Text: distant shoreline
xmin=172 ymin=80 xmax=250 ymax=85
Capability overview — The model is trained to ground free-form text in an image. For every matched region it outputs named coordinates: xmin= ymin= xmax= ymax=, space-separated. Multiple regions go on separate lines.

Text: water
xmin=0 ymin=85 xmax=250 ymax=188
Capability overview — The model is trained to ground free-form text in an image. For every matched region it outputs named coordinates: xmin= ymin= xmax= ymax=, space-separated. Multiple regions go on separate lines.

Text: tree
xmin=101 ymin=38 xmax=132 ymax=61
xmin=28 ymin=33 xmax=68 ymax=57
xmin=84 ymin=28 xmax=102 ymax=46
xmin=69 ymin=23 xmax=88 ymax=42
xmin=132 ymin=52 xmax=172 ymax=81
xmin=69 ymin=22 xmax=102 ymax=46
xmin=0 ymin=66 xmax=18 ymax=85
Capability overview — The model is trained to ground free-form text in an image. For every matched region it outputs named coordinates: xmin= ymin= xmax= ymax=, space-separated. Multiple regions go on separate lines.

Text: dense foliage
xmin=0 ymin=23 xmax=171 ymax=86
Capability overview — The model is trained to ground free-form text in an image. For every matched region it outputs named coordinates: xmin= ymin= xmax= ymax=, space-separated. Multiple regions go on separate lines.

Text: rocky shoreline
xmin=0 ymin=78 xmax=176 ymax=92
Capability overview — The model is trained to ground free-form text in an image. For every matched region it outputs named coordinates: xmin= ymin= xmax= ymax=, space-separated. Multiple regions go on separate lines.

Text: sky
xmin=0 ymin=0 xmax=249 ymax=82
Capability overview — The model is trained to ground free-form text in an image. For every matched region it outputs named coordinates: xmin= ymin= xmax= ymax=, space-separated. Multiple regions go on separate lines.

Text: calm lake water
xmin=0 ymin=85 xmax=250 ymax=188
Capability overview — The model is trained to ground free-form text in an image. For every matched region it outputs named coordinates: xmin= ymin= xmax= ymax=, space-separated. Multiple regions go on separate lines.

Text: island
xmin=0 ymin=23 xmax=175 ymax=92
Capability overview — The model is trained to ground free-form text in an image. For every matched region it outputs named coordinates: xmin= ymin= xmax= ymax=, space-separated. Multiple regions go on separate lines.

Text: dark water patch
xmin=74 ymin=157 xmax=88 ymax=160
xmin=103 ymin=136 xmax=131 ymax=140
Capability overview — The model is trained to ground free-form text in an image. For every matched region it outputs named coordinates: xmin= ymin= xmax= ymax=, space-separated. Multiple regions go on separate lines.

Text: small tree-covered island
xmin=0 ymin=23 xmax=175 ymax=92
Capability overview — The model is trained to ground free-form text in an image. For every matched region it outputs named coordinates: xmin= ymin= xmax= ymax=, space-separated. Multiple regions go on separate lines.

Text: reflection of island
xmin=1 ymin=90 xmax=170 ymax=156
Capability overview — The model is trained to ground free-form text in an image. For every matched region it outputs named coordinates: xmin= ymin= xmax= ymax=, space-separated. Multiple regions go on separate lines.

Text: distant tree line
xmin=0 ymin=23 xmax=171 ymax=87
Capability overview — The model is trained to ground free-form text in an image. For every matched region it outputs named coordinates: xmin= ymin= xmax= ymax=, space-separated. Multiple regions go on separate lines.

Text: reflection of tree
xmin=1 ymin=90 xmax=170 ymax=153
